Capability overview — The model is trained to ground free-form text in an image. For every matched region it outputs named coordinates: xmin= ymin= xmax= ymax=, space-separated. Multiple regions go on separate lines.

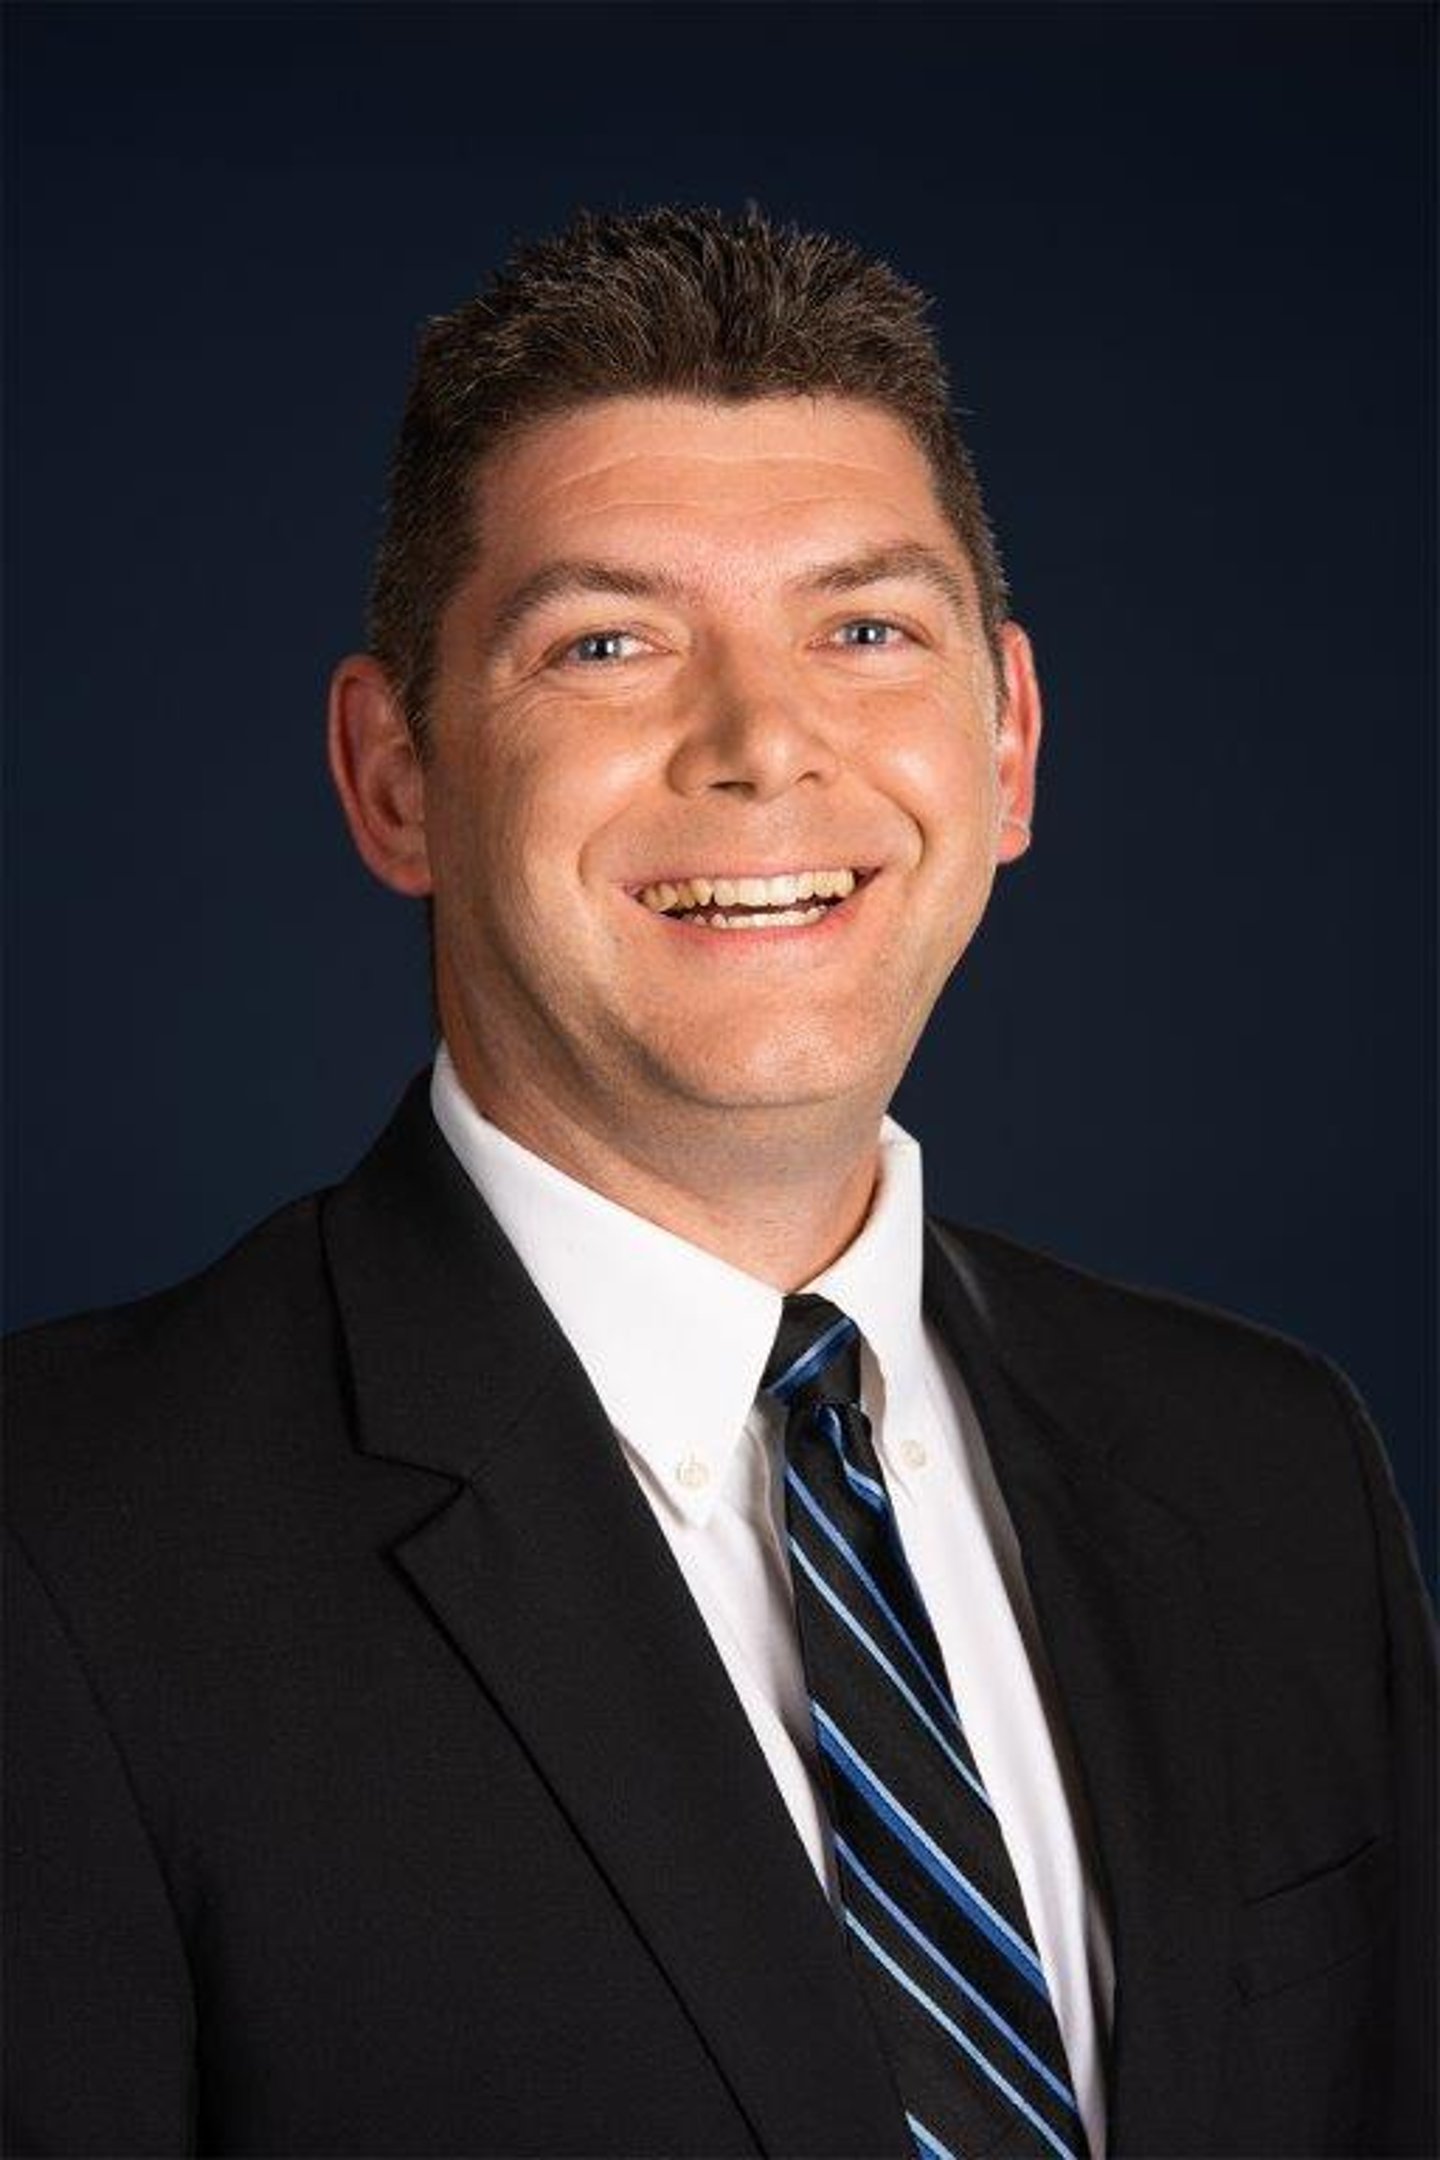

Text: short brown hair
xmin=369 ymin=204 xmax=1008 ymax=753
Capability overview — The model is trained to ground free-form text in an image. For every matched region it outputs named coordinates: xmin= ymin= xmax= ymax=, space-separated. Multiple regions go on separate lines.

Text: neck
xmin=442 ymin=1038 xmax=883 ymax=1291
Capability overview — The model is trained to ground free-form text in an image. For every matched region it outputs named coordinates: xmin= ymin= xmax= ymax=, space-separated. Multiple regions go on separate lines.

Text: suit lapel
xmin=924 ymin=1224 xmax=1233 ymax=2158
xmin=320 ymin=1079 xmax=909 ymax=2159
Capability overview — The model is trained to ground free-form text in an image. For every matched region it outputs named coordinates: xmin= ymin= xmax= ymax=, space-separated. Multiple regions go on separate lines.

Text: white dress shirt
xmin=430 ymin=1044 xmax=1114 ymax=2153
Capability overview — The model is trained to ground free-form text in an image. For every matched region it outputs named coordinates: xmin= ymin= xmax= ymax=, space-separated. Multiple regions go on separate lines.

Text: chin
xmin=646 ymin=1036 xmax=890 ymax=1119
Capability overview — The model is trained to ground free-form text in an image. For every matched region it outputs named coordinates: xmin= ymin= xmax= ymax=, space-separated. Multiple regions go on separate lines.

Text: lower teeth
xmin=677 ymin=903 xmax=829 ymax=930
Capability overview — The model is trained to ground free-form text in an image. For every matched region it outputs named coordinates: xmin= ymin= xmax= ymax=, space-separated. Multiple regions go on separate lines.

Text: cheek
xmin=425 ymin=735 xmax=538 ymax=925
xmin=866 ymin=702 xmax=999 ymax=851
xmin=457 ymin=720 xmax=657 ymax=907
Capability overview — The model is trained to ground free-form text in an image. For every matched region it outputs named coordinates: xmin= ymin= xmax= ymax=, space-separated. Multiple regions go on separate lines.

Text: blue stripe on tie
xmin=813 ymin=1707 xmax=1048 ymax=1997
xmin=906 ymin=2112 xmax=960 ymax=2160
xmin=785 ymin=1465 xmax=961 ymax=1733
xmin=835 ymin=1834 xmax=1081 ymax=2118
xmin=767 ymin=1314 xmax=857 ymax=1402
xmin=788 ymin=1538 xmax=993 ymax=1813
xmin=847 ymin=1911 xmax=1084 ymax=2160
xmin=815 ymin=1402 xmax=889 ymax=1513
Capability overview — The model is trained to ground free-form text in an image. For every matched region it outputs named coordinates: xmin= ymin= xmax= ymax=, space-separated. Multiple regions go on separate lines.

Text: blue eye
xmin=833 ymin=619 xmax=908 ymax=648
xmin=565 ymin=630 xmax=643 ymax=664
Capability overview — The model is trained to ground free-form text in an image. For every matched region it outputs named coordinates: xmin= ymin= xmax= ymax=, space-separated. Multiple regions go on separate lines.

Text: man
xmin=4 ymin=207 xmax=1434 ymax=2159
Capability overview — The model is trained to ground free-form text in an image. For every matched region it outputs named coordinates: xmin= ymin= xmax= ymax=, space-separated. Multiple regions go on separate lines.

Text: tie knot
xmin=760 ymin=1293 xmax=861 ymax=1407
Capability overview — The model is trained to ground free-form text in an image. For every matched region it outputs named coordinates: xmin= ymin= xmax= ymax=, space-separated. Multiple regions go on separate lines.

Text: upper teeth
xmin=637 ymin=868 xmax=859 ymax=913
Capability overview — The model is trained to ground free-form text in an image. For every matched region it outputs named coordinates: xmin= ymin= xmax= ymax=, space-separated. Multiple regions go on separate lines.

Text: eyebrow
xmin=486 ymin=541 xmax=972 ymax=651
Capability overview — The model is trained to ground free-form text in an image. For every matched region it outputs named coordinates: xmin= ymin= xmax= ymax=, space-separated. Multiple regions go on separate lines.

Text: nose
xmin=665 ymin=660 xmax=841 ymax=803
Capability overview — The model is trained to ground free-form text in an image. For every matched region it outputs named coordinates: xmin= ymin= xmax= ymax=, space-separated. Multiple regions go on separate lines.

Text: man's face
xmin=417 ymin=394 xmax=1038 ymax=1151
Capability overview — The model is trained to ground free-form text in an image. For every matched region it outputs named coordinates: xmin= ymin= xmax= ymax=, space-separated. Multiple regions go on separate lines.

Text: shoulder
xmin=929 ymin=1220 xmax=1438 ymax=1697
xmin=927 ymin=1215 xmax=1382 ymax=1536
xmin=3 ymin=1192 xmax=340 ymax=1548
xmin=931 ymin=1214 xmax=1331 ymax=1395
xmin=5 ymin=1189 xmax=330 ymax=1393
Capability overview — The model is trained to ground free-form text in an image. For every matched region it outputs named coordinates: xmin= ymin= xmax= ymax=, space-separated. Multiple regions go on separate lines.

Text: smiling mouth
xmin=630 ymin=866 xmax=873 ymax=931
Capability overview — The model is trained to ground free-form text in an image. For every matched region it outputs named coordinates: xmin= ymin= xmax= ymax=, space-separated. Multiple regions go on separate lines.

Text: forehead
xmin=467 ymin=394 xmax=962 ymax=586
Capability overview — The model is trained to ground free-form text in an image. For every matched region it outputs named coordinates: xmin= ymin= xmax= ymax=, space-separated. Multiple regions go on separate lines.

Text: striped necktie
xmin=762 ymin=1293 xmax=1088 ymax=2160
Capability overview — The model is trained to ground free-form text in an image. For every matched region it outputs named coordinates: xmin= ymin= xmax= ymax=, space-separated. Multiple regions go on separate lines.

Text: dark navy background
xmin=5 ymin=4 xmax=1434 ymax=1577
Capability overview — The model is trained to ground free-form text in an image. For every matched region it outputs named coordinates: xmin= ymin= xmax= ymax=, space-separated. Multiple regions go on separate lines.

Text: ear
xmin=327 ymin=655 xmax=433 ymax=897
xmin=993 ymin=620 xmax=1042 ymax=866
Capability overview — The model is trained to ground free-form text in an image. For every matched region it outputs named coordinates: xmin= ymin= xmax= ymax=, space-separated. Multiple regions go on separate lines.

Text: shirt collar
xmin=429 ymin=1044 xmax=929 ymax=1526
xmin=807 ymin=1125 xmax=929 ymax=1463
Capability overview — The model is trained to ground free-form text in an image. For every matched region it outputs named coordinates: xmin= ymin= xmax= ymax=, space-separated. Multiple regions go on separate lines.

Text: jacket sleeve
xmin=2 ymin=1526 xmax=196 ymax=2156
xmin=1317 ymin=1357 xmax=1438 ymax=2157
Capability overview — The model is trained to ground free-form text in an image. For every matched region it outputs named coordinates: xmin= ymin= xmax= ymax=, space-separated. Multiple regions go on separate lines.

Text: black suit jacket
xmin=4 ymin=1076 xmax=1435 ymax=2157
